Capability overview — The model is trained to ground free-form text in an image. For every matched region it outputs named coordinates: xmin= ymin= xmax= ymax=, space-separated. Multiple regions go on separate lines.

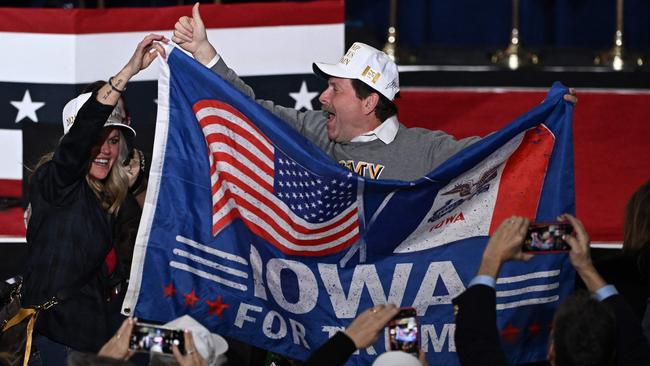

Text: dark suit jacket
xmin=453 ymin=284 xmax=650 ymax=366
xmin=453 ymin=284 xmax=510 ymax=366
xmin=303 ymin=331 xmax=357 ymax=366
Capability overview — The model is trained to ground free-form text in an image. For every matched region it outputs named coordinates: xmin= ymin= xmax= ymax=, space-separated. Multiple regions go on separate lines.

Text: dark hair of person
xmin=350 ymin=79 xmax=398 ymax=122
xmin=623 ymin=180 xmax=650 ymax=254
xmin=552 ymin=290 xmax=616 ymax=366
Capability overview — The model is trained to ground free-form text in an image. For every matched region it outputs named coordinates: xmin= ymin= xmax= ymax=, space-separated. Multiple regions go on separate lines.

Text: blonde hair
xmin=623 ymin=180 xmax=650 ymax=254
xmin=32 ymin=129 xmax=130 ymax=215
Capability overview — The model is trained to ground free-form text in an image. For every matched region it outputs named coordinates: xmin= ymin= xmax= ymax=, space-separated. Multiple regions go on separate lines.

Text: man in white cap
xmin=172 ymin=4 xmax=576 ymax=182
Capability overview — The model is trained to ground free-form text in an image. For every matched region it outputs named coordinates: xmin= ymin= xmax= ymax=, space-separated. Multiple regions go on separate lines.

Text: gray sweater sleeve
xmin=210 ymin=57 xmax=332 ymax=150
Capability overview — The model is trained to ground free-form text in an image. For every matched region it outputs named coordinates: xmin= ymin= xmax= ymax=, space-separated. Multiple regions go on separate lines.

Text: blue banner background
xmin=129 ymin=48 xmax=576 ymax=365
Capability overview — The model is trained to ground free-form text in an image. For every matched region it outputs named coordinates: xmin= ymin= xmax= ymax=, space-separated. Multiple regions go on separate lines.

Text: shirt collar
xmin=349 ymin=116 xmax=399 ymax=144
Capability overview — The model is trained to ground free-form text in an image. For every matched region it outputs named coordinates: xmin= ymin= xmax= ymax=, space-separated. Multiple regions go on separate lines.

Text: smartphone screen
xmin=387 ymin=307 xmax=419 ymax=355
xmin=523 ymin=222 xmax=573 ymax=253
xmin=129 ymin=322 xmax=185 ymax=354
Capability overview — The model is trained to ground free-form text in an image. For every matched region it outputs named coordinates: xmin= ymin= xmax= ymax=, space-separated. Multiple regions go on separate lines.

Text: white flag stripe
xmin=496 ymin=295 xmax=560 ymax=310
xmin=213 ymin=183 xmax=359 ymax=241
xmin=496 ymin=270 xmax=561 ymax=284
xmin=172 ymin=248 xmax=248 ymax=279
xmin=496 ymin=282 xmax=559 ymax=297
xmin=207 ymin=136 xmax=273 ymax=175
xmin=213 ymin=162 xmax=358 ymax=231
xmin=211 ymin=143 xmax=274 ymax=186
xmin=211 ymin=145 xmax=273 ymax=187
xmin=233 ymin=205 xmax=359 ymax=252
xmin=211 ymin=171 xmax=226 ymax=204
xmin=0 ymin=24 xmax=344 ymax=83
xmin=213 ymin=196 xmax=359 ymax=252
xmin=203 ymin=126 xmax=274 ymax=168
xmin=212 ymin=181 xmax=359 ymax=243
xmin=199 ymin=108 xmax=275 ymax=154
xmin=211 ymin=188 xmax=237 ymax=224
xmin=175 ymin=235 xmax=248 ymax=265
xmin=170 ymin=261 xmax=247 ymax=292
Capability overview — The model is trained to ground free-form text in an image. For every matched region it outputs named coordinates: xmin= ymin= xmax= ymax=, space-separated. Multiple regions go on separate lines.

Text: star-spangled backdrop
xmin=123 ymin=46 xmax=576 ymax=365
xmin=0 ymin=2 xmax=344 ymax=239
xmin=2 ymin=3 xmax=649 ymax=247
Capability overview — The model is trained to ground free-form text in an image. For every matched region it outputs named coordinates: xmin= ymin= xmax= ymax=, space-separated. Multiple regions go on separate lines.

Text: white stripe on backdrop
xmin=0 ymin=24 xmax=343 ymax=84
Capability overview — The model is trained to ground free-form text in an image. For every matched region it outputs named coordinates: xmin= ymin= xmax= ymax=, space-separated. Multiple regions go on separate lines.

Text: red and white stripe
xmin=193 ymin=100 xmax=359 ymax=256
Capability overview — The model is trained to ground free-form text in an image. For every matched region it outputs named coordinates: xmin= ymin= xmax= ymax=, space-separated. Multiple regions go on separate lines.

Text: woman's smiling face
xmin=88 ymin=128 xmax=120 ymax=180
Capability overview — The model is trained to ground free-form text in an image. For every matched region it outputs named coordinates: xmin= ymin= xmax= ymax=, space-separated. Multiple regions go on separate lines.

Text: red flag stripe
xmin=490 ymin=125 xmax=555 ymax=233
xmin=215 ymin=189 xmax=359 ymax=245
xmin=200 ymin=115 xmax=275 ymax=162
xmin=195 ymin=100 xmax=272 ymax=146
xmin=212 ymin=170 xmax=359 ymax=237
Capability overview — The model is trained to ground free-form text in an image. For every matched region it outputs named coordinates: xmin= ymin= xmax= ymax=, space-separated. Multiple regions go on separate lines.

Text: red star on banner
xmin=206 ymin=295 xmax=230 ymax=319
xmin=163 ymin=283 xmax=176 ymax=297
xmin=527 ymin=322 xmax=541 ymax=338
xmin=184 ymin=289 xmax=200 ymax=307
xmin=500 ymin=323 xmax=520 ymax=344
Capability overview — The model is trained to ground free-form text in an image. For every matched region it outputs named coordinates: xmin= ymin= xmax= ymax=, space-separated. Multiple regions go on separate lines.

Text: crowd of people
xmin=10 ymin=3 xmax=649 ymax=366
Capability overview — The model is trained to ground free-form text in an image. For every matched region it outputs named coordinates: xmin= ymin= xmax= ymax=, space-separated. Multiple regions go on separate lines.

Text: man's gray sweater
xmin=211 ymin=58 xmax=480 ymax=181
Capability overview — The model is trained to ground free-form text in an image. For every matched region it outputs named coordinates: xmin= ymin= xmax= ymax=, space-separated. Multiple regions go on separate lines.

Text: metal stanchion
xmin=594 ymin=0 xmax=644 ymax=70
xmin=382 ymin=0 xmax=398 ymax=62
xmin=491 ymin=0 xmax=538 ymax=70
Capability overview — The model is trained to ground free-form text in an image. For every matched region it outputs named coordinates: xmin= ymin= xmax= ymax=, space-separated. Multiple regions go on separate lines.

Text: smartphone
xmin=523 ymin=222 xmax=573 ymax=253
xmin=387 ymin=307 xmax=419 ymax=356
xmin=129 ymin=322 xmax=185 ymax=354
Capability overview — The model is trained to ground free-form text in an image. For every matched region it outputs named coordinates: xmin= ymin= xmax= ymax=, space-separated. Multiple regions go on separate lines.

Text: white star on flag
xmin=10 ymin=90 xmax=45 ymax=123
xmin=289 ymin=81 xmax=318 ymax=110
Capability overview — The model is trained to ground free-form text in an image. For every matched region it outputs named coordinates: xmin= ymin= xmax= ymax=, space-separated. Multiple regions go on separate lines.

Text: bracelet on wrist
xmin=137 ymin=150 xmax=145 ymax=173
xmin=108 ymin=77 xmax=126 ymax=93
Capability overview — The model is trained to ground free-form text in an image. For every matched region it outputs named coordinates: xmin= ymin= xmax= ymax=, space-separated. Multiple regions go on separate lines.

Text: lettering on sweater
xmin=339 ymin=160 xmax=385 ymax=180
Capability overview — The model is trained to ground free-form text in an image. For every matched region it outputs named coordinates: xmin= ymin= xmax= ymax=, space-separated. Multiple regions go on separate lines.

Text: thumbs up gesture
xmin=172 ymin=2 xmax=217 ymax=65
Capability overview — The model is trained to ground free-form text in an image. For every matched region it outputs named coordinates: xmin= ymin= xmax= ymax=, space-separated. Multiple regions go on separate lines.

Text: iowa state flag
xmin=124 ymin=47 xmax=575 ymax=365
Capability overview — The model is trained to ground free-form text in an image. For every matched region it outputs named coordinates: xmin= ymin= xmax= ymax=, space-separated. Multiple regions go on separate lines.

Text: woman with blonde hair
xmin=21 ymin=34 xmax=167 ymax=366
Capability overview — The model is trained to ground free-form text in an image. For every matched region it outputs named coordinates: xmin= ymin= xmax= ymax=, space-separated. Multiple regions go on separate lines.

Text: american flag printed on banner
xmin=193 ymin=100 xmax=360 ymax=255
xmin=124 ymin=47 xmax=576 ymax=365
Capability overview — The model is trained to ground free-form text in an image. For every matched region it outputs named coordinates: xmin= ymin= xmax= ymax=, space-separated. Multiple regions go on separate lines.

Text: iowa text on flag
xmin=124 ymin=47 xmax=575 ymax=365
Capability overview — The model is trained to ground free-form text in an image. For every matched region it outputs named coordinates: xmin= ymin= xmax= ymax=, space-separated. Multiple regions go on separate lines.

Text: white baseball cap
xmin=62 ymin=92 xmax=136 ymax=138
xmin=372 ymin=351 xmax=421 ymax=366
xmin=313 ymin=42 xmax=400 ymax=100
xmin=164 ymin=315 xmax=228 ymax=365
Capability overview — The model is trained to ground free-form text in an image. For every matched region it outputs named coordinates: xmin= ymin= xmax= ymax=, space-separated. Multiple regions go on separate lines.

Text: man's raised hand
xmin=172 ymin=2 xmax=216 ymax=65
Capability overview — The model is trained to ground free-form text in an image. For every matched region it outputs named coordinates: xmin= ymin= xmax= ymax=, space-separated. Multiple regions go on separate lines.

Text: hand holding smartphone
xmin=129 ymin=322 xmax=185 ymax=354
xmin=387 ymin=307 xmax=419 ymax=356
xmin=522 ymin=222 xmax=573 ymax=253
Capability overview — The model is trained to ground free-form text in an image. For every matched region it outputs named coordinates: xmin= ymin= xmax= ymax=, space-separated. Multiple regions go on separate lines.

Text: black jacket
xmin=595 ymin=249 xmax=650 ymax=319
xmin=22 ymin=95 xmax=122 ymax=352
xmin=303 ymin=331 xmax=357 ymax=366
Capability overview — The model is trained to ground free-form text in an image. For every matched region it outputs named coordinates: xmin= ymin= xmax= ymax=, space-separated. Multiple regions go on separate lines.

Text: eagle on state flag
xmin=123 ymin=46 xmax=576 ymax=365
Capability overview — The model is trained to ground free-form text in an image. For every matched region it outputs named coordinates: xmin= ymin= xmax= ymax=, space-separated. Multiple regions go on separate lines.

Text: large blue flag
xmin=124 ymin=47 xmax=575 ymax=365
